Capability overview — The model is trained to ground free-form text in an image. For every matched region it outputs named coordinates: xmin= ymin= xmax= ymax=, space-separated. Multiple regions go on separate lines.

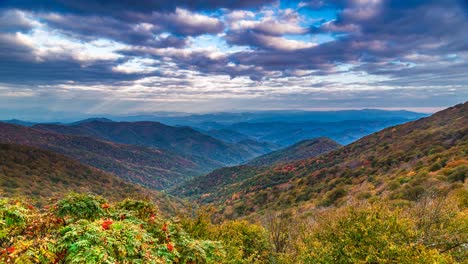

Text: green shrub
xmin=1 ymin=195 xmax=224 ymax=264
xmin=319 ymin=187 xmax=347 ymax=207
xmin=447 ymin=166 xmax=467 ymax=182
xmin=55 ymin=193 xmax=107 ymax=222
xmin=299 ymin=205 xmax=454 ymax=263
xmin=210 ymin=220 xmax=272 ymax=264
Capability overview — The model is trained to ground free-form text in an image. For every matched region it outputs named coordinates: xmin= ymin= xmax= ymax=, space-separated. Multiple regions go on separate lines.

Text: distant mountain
xmin=0 ymin=122 xmax=204 ymax=190
xmin=224 ymin=119 xmax=419 ymax=146
xmin=33 ymin=121 xmax=273 ymax=166
xmin=247 ymin=137 xmax=341 ymax=166
xmin=202 ymin=129 xmax=252 ymax=143
xmin=0 ymin=143 xmax=185 ymax=214
xmin=171 ymin=111 xmax=427 ymax=147
xmin=1 ymin=119 xmax=36 ymax=126
xmin=110 ymin=109 xmax=427 ymax=126
xmin=69 ymin=117 xmax=114 ymax=125
xmin=174 ymin=103 xmax=467 ymax=218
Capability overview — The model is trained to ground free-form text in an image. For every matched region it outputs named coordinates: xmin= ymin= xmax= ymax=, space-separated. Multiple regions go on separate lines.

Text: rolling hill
xmin=0 ymin=123 xmax=204 ymax=189
xmin=247 ymin=137 xmax=341 ymax=166
xmin=0 ymin=143 xmax=185 ymax=214
xmin=171 ymin=138 xmax=340 ymax=202
xmin=174 ymin=103 xmax=467 ymax=218
xmin=33 ymin=120 xmax=275 ymax=166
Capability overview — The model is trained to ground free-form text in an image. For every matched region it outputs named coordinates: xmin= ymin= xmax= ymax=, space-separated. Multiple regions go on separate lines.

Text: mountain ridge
xmin=0 ymin=143 xmax=185 ymax=214
xmin=0 ymin=122 xmax=204 ymax=189
xmin=174 ymin=103 xmax=467 ymax=218
xmin=246 ymin=137 xmax=341 ymax=166
xmin=33 ymin=120 xmax=275 ymax=166
xmin=171 ymin=137 xmax=341 ymax=202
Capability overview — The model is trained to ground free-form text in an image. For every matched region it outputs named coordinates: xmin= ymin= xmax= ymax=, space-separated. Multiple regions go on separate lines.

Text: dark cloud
xmin=0 ymin=0 xmax=466 ymax=114
xmin=0 ymin=9 xmax=35 ymax=32
xmin=0 ymin=57 xmax=147 ymax=86
xmin=0 ymin=0 xmax=275 ymax=14
xmin=41 ymin=13 xmax=190 ymax=47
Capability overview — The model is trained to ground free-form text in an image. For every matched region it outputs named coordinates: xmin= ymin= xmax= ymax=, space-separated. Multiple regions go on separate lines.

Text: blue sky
xmin=0 ymin=0 xmax=466 ymax=117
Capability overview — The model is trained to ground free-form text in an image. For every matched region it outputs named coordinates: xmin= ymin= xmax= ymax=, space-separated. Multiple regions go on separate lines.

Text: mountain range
xmin=33 ymin=120 xmax=277 ymax=167
xmin=209 ymin=119 xmax=419 ymax=146
xmin=109 ymin=109 xmax=427 ymax=126
xmin=0 ymin=122 xmax=202 ymax=189
xmin=2 ymin=109 xmax=427 ymax=147
xmin=1 ymin=105 xmax=462 ymax=217
xmin=173 ymin=102 xmax=467 ymax=218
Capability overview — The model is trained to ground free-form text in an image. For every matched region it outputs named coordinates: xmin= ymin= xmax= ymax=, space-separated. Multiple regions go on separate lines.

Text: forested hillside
xmin=179 ymin=103 xmax=467 ymax=218
xmin=247 ymin=137 xmax=341 ymax=166
xmin=172 ymin=138 xmax=340 ymax=202
xmin=0 ymin=144 xmax=185 ymax=214
xmin=33 ymin=120 xmax=276 ymax=166
xmin=0 ymin=123 xmax=203 ymax=189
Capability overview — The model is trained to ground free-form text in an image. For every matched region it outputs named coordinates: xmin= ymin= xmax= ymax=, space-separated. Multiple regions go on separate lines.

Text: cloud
xmin=0 ymin=0 xmax=466 ymax=115
xmin=41 ymin=8 xmax=221 ymax=47
xmin=152 ymin=8 xmax=224 ymax=36
xmin=0 ymin=9 xmax=39 ymax=32
xmin=226 ymin=31 xmax=316 ymax=51
xmin=0 ymin=0 xmax=275 ymax=14
xmin=224 ymin=7 xmax=314 ymax=52
xmin=227 ymin=8 xmax=307 ymax=36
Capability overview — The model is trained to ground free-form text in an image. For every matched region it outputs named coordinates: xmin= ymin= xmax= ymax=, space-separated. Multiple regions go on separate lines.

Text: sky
xmin=0 ymin=0 xmax=467 ymax=118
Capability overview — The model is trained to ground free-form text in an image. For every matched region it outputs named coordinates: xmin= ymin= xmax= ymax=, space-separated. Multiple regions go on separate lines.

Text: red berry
xmin=102 ymin=219 xmax=113 ymax=230
xmin=101 ymin=203 xmax=110 ymax=209
xmin=120 ymin=214 xmax=126 ymax=220
xmin=6 ymin=246 xmax=14 ymax=254
xmin=162 ymin=223 xmax=168 ymax=232
xmin=166 ymin=243 xmax=174 ymax=252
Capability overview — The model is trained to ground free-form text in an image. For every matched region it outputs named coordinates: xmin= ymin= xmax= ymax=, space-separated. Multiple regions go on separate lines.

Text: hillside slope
xmin=247 ymin=137 xmax=341 ymax=166
xmin=33 ymin=120 xmax=273 ymax=166
xmin=0 ymin=123 xmax=202 ymax=189
xmin=178 ymin=103 xmax=467 ymax=218
xmin=171 ymin=138 xmax=340 ymax=202
xmin=0 ymin=143 xmax=184 ymax=214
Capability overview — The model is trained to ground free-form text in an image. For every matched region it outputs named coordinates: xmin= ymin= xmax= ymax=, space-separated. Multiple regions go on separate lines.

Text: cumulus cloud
xmin=152 ymin=8 xmax=224 ymax=36
xmin=0 ymin=0 xmax=466 ymax=114
xmin=227 ymin=8 xmax=307 ymax=35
